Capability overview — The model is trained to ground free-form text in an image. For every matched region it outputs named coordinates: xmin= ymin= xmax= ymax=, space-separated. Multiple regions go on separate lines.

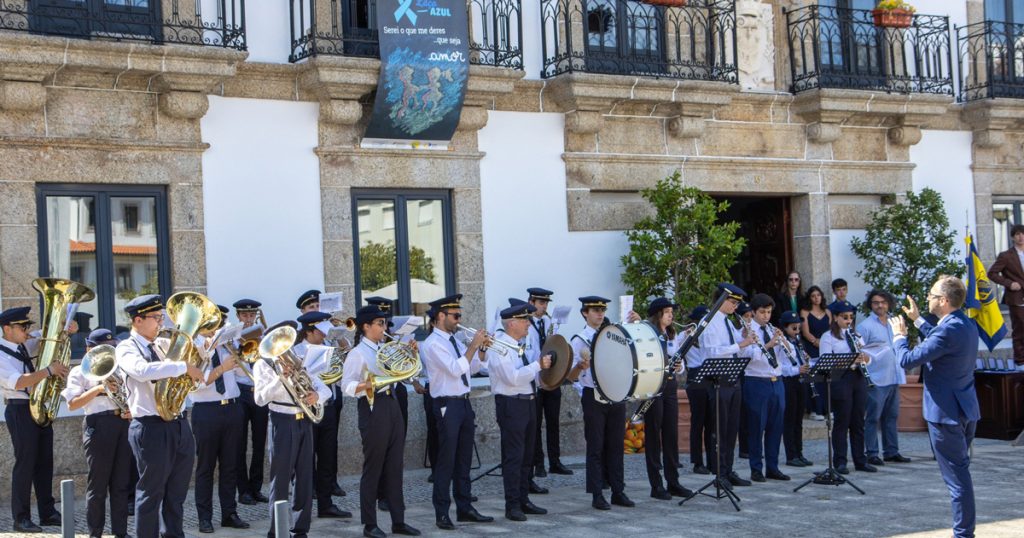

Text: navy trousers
xmin=533 ymin=386 xmax=562 ymax=468
xmin=685 ymin=382 xmax=713 ymax=466
xmin=236 ymin=384 xmax=268 ymax=498
xmin=496 ymin=395 xmax=536 ymax=509
xmin=643 ymin=377 xmax=680 ymax=489
xmin=580 ymin=387 xmax=626 ymax=495
xmin=358 ymin=394 xmax=406 ymax=528
xmin=129 ymin=416 xmax=195 ymax=538
xmin=313 ymin=393 xmax=341 ymax=511
xmin=706 ymin=385 xmax=741 ymax=476
xmin=192 ymin=400 xmax=243 ymax=522
xmin=267 ymin=411 xmax=314 ymax=537
xmin=83 ymin=412 xmax=131 ymax=537
xmin=830 ymin=373 xmax=868 ymax=468
xmin=5 ymin=402 xmax=57 ymax=524
xmin=782 ymin=376 xmax=807 ymax=461
xmin=928 ymin=418 xmax=977 ymax=538
xmin=422 ymin=385 xmax=439 ymax=470
xmin=431 ymin=396 xmax=475 ymax=517
xmin=742 ymin=377 xmax=785 ymax=473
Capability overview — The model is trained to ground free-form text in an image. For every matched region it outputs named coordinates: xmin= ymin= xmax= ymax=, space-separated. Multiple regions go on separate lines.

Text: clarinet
xmin=738 ymin=316 xmax=777 ymax=369
xmin=793 ymin=337 xmax=819 ymax=398
xmin=776 ymin=328 xmax=799 ymax=367
xmin=847 ymin=328 xmax=875 ymax=387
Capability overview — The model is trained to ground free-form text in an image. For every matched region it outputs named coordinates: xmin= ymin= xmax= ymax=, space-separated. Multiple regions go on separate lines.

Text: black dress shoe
xmin=392 ymin=523 xmax=421 ymax=536
xmin=379 ymin=498 xmax=390 ymax=512
xmin=591 ymin=494 xmax=611 ymax=510
xmin=798 ymin=456 xmax=813 ymax=466
xmin=436 ymin=514 xmax=455 ymax=530
xmin=114 ymin=534 xmax=133 ymax=538
xmin=222 ymin=513 xmax=251 ymax=529
xmin=766 ymin=470 xmax=791 ymax=481
xmin=837 ymin=465 xmax=850 ymax=475
xmin=521 ymin=501 xmax=547 ymax=515
xmin=529 ymin=480 xmax=548 ymax=494
xmin=456 ymin=508 xmax=494 ymax=523
xmin=855 ymin=463 xmax=878 ymax=473
xmin=692 ymin=464 xmax=711 ymax=475
xmin=332 ymin=484 xmax=347 ymax=497
xmin=884 ymin=454 xmax=912 ymax=463
xmin=667 ymin=483 xmax=693 ymax=498
xmin=39 ymin=514 xmax=61 ymax=527
xmin=470 ymin=495 xmax=478 ymax=502
xmin=650 ymin=486 xmax=672 ymax=500
xmin=198 ymin=520 xmax=215 ymax=533
xmin=786 ymin=458 xmax=807 ymax=467
xmin=727 ymin=472 xmax=751 ymax=487
xmin=610 ymin=492 xmax=635 ymax=507
xmin=719 ymin=477 xmax=734 ymax=491
xmin=505 ymin=508 xmax=527 ymax=521
xmin=750 ymin=470 xmax=766 ymax=483
xmin=549 ymin=461 xmax=573 ymax=475
xmin=238 ymin=492 xmax=257 ymax=505
xmin=319 ymin=505 xmax=353 ymax=518
xmin=253 ymin=491 xmax=269 ymax=503
xmin=867 ymin=456 xmax=885 ymax=466
xmin=14 ymin=519 xmax=42 ymax=533
xmin=534 ymin=463 xmax=547 ymax=478
xmin=739 ymin=452 xmax=749 ymax=459
xmin=363 ymin=525 xmax=386 ymax=538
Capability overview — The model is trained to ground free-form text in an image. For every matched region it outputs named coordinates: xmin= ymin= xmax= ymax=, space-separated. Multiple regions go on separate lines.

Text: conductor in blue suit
xmin=889 ymin=276 xmax=980 ymax=538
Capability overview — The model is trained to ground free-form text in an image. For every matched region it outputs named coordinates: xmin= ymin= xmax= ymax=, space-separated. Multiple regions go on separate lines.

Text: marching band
xmin=0 ymin=277 xmax=948 ymax=537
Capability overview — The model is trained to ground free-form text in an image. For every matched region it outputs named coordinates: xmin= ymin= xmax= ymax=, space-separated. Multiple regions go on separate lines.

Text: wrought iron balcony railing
xmin=539 ymin=0 xmax=737 ymax=81
xmin=288 ymin=0 xmax=523 ymax=69
xmin=0 ymin=0 xmax=246 ymax=49
xmin=958 ymin=20 xmax=1024 ymax=101
xmin=786 ymin=4 xmax=952 ymax=95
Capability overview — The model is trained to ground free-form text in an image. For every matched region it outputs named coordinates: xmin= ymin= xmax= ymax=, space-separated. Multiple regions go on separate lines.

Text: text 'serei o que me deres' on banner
xmin=362 ymin=0 xmax=469 ymax=150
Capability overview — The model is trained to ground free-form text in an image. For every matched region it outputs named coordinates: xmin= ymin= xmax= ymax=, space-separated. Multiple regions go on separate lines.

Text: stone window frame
xmin=350 ymin=188 xmax=456 ymax=316
xmin=35 ymin=183 xmax=172 ymax=329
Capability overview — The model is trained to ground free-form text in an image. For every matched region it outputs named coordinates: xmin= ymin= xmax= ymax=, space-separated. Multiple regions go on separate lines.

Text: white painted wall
xmin=478 ymin=111 xmax=630 ymax=335
xmin=201 ymin=96 xmax=323 ymax=322
xmin=240 ymin=1 xmax=293 ymax=64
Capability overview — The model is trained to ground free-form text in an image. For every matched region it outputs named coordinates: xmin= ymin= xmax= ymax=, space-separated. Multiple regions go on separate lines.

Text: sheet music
xmin=551 ymin=305 xmax=571 ymax=327
xmin=304 ymin=344 xmax=334 ymax=376
xmin=619 ymin=295 xmax=634 ymax=324
xmin=318 ymin=292 xmax=343 ymax=315
xmin=326 ymin=326 xmax=352 ymax=343
xmin=240 ymin=323 xmax=264 ymax=340
xmin=392 ymin=315 xmax=423 ymax=340
xmin=211 ymin=324 xmax=242 ymax=350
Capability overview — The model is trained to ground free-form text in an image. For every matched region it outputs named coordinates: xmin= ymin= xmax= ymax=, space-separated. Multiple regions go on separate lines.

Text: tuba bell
xmin=363 ymin=332 xmax=421 ymax=409
xmin=81 ymin=344 xmax=130 ymax=414
xmin=258 ymin=325 xmax=325 ymax=423
xmin=153 ymin=292 xmax=222 ymax=421
xmin=30 ymin=277 xmax=95 ymax=426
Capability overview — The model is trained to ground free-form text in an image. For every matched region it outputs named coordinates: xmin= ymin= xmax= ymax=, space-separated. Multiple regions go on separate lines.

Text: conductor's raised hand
xmin=902 ymin=295 xmax=921 ymax=321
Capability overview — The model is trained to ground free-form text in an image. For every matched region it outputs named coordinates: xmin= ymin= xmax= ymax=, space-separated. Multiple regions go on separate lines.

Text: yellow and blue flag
xmin=964 ymin=234 xmax=1006 ymax=351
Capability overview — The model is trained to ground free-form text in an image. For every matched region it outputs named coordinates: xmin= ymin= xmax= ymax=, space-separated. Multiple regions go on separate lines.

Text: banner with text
xmin=362 ymin=0 xmax=469 ymax=150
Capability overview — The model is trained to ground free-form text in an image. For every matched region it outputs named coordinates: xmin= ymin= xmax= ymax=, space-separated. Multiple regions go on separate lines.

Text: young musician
xmin=253 ymin=320 xmax=330 ymax=538
xmin=742 ymin=294 xmax=789 ymax=482
xmin=778 ymin=311 xmax=813 ymax=467
xmin=683 ymin=305 xmax=713 ymax=475
xmin=523 ymin=287 xmax=571 ymax=477
xmin=819 ymin=300 xmax=873 ymax=474
xmin=232 ymin=298 xmax=270 ymax=506
xmin=421 ymin=294 xmax=493 ymax=530
xmin=1 ymin=306 xmax=66 ymax=533
xmin=340 ymin=305 xmax=421 ymax=538
xmin=489 ymin=301 xmax=552 ymax=521
xmin=364 ymin=296 xmax=406 ymax=512
xmin=63 ymin=329 xmax=132 ymax=538
xmin=569 ymin=296 xmax=636 ymax=510
xmin=736 ymin=300 xmax=753 ymax=460
xmin=115 ymin=295 xmax=204 ymax=538
xmin=296 ymin=289 xmax=321 ymax=314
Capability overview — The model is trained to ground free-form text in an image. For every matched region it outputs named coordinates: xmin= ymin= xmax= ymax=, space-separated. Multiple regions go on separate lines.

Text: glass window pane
xmin=110 ymin=196 xmax=160 ymax=329
xmin=987 ymin=0 xmax=1008 ymax=22
xmin=587 ymin=0 xmax=617 ymax=51
xmin=357 ymin=200 xmax=399 ymax=304
xmin=406 ymin=199 xmax=447 ymax=315
xmin=45 ymin=195 xmax=100 ymax=361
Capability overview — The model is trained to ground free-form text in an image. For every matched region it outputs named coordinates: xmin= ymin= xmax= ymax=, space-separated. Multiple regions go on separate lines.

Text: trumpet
xmin=456 ymin=324 xmax=521 ymax=357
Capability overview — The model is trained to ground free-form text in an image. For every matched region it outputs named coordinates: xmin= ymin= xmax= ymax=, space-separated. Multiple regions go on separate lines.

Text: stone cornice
xmin=792 ymin=88 xmax=954 ymax=146
xmin=961 ymin=98 xmax=1024 ymax=148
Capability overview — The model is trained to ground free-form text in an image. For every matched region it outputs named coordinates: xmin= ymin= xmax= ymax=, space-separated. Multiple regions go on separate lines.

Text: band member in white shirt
xmin=742 ymin=294 xmax=789 ymax=483
xmin=523 ymin=287 xmax=572 ymax=477
xmin=232 ymin=298 xmax=270 ymax=506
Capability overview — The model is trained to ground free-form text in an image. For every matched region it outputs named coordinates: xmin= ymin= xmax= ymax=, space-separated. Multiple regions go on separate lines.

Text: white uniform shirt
xmin=421 ymin=328 xmax=482 ymax=398
xmin=818 ymin=329 xmax=868 ymax=377
xmin=61 ymin=365 xmax=119 ymax=414
xmin=115 ymin=331 xmax=188 ymax=418
xmin=524 ymin=313 xmax=553 ymax=364
xmin=189 ymin=340 xmax=241 ymax=403
xmin=698 ymin=312 xmax=751 ymax=360
xmin=570 ymin=325 xmax=598 ymax=389
xmin=488 ymin=331 xmax=541 ymax=396
xmin=0 ymin=337 xmax=32 ymax=401
xmin=745 ymin=319 xmax=783 ymax=378
xmin=340 ymin=338 xmax=395 ymax=399
xmin=253 ymin=355 xmax=330 ymax=415
xmin=778 ymin=336 xmax=804 ymax=378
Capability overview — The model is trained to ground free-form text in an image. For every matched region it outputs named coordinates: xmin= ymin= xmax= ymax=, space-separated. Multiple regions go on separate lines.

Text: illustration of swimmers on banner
xmin=383 ymin=48 xmax=468 ymax=136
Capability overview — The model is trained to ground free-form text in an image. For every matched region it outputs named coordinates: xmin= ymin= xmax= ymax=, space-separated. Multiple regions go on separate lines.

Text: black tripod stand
xmin=793 ymin=352 xmax=865 ymax=495
xmin=679 ymin=357 xmax=749 ymax=512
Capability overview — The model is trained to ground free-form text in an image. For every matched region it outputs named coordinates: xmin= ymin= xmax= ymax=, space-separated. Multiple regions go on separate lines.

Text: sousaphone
xmin=539 ymin=334 xmax=573 ymax=390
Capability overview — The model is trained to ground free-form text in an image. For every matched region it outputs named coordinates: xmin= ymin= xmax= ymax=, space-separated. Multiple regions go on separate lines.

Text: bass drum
xmin=591 ymin=321 xmax=666 ymax=403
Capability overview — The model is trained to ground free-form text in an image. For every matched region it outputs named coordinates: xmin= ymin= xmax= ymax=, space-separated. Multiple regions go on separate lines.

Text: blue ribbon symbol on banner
xmin=394 ymin=0 xmax=417 ymax=24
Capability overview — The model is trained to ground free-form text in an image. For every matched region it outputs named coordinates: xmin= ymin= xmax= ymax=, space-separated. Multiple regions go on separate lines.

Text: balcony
xmin=786 ymin=4 xmax=952 ymax=95
xmin=958 ymin=20 xmax=1024 ymax=101
xmin=539 ymin=0 xmax=737 ymax=81
xmin=0 ymin=0 xmax=246 ymax=49
xmin=288 ymin=0 xmax=523 ymax=69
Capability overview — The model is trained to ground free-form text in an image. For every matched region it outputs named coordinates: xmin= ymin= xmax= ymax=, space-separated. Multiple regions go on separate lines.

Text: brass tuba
xmin=153 ymin=292 xmax=222 ymax=421
xmin=258 ymin=325 xmax=325 ymax=423
xmin=81 ymin=344 xmax=130 ymax=414
xmin=363 ymin=333 xmax=421 ymax=409
xmin=30 ymin=278 xmax=95 ymax=426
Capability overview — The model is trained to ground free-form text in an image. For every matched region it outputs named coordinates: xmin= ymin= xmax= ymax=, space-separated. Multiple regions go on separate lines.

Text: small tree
xmin=621 ymin=172 xmax=746 ymax=314
xmin=359 ymin=241 xmax=437 ymax=292
xmin=850 ymin=188 xmax=964 ymax=319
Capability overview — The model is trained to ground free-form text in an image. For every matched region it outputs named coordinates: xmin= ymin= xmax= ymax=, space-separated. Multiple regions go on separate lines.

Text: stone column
xmin=791 ymin=193 xmax=831 ymax=291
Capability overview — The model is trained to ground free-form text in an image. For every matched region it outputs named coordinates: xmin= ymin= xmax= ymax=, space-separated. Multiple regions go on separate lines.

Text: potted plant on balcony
xmin=643 ymin=0 xmax=686 ymax=7
xmin=872 ymin=0 xmax=915 ymax=29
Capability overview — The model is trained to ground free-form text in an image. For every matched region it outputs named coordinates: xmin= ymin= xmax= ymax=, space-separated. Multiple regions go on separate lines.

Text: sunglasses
xmin=443 ymin=311 xmax=462 ymax=320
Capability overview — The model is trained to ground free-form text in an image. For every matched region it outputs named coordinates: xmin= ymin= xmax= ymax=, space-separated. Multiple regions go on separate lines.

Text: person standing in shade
xmin=683 ymin=305 xmax=713 ymax=475
xmin=987 ymin=223 xmax=1024 ymax=368
xmin=735 ymin=300 xmax=753 ymax=460
xmin=859 ymin=289 xmax=911 ymax=467
xmin=232 ymin=298 xmax=270 ymax=506
xmin=524 ymin=287 xmax=573 ymax=477
xmin=890 ymin=277 xmax=980 ymax=538
xmin=773 ymin=271 xmax=803 ymax=327
xmin=819 ymin=300 xmax=873 ymax=475
xmin=778 ymin=312 xmax=813 ymax=468
xmin=800 ymin=286 xmax=832 ymax=421
xmin=1 ymin=306 xmax=66 ymax=533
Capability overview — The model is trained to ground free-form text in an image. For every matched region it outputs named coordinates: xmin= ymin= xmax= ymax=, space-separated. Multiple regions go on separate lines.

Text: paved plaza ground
xmin=2 ymin=430 xmax=1021 ymax=537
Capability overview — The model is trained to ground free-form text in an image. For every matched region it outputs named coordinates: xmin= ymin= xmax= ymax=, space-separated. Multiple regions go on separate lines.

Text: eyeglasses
xmin=443 ymin=312 xmax=462 ymax=320
xmin=144 ymin=314 xmax=165 ymax=322
xmin=372 ymin=319 xmax=387 ymax=327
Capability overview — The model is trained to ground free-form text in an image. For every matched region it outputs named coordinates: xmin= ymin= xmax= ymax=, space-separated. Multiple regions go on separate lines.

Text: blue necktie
xmin=761 ymin=325 xmax=779 ymax=368
xmin=211 ymin=350 xmax=226 ymax=395
xmin=449 ymin=335 xmax=469 ymax=387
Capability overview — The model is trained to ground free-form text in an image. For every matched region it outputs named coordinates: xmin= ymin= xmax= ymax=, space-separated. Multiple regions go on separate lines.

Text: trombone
xmin=456 ymin=324 xmax=521 ymax=357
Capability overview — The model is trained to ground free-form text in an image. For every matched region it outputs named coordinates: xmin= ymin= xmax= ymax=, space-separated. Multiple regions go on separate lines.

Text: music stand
xmin=793 ymin=352 xmax=865 ymax=495
xmin=678 ymin=356 xmax=749 ymax=512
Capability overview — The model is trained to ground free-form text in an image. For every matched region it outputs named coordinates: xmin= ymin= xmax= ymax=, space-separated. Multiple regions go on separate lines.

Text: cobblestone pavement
xmin=2 ymin=430 xmax=1021 ymax=537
